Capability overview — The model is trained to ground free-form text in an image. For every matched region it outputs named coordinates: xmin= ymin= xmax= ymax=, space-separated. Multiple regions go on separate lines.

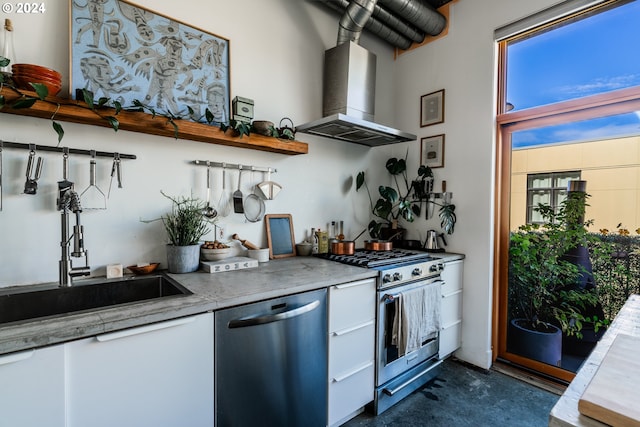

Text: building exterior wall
xmin=511 ymin=135 xmax=640 ymax=231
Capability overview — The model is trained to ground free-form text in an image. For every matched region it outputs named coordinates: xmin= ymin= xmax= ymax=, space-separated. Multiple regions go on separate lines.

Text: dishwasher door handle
xmin=228 ymin=299 xmax=321 ymax=328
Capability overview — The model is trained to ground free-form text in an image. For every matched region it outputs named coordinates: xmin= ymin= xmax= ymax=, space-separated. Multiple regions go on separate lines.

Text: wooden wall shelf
xmin=0 ymin=87 xmax=308 ymax=155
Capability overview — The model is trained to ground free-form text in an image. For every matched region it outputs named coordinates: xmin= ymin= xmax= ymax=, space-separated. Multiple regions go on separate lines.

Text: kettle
xmin=424 ymin=229 xmax=447 ymax=252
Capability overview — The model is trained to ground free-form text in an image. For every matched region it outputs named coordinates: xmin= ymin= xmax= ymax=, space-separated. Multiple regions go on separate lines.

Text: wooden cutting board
xmin=578 ymin=333 xmax=640 ymax=426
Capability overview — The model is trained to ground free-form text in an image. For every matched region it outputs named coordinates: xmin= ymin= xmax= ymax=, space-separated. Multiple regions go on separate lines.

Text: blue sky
xmin=507 ymin=0 xmax=640 ymax=148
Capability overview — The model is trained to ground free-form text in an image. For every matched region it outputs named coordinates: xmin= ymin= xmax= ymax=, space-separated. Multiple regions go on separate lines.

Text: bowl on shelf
xmin=12 ymin=63 xmax=62 ymax=80
xmin=126 ymin=263 xmax=160 ymax=275
xmin=201 ymin=247 xmax=234 ymax=261
xmin=11 ymin=63 xmax=63 ymax=96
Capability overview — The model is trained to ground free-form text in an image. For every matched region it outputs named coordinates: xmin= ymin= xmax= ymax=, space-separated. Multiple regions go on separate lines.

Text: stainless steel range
xmin=319 ymin=248 xmax=444 ymax=414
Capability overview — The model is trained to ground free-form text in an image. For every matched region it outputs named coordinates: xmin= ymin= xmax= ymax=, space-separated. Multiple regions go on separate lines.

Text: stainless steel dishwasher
xmin=214 ymin=288 xmax=327 ymax=427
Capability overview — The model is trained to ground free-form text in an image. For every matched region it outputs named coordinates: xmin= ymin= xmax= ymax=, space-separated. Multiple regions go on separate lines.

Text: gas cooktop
xmin=316 ymin=248 xmax=435 ymax=268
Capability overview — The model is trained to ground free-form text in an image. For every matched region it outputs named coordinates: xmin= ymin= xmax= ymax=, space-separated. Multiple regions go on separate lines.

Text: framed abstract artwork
xmin=70 ymin=0 xmax=230 ymax=124
xmin=421 ymin=134 xmax=445 ymax=168
xmin=420 ymin=89 xmax=445 ymax=127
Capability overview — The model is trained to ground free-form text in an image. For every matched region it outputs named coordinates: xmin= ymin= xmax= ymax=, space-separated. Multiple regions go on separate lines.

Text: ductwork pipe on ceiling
xmin=322 ymin=0 xmax=415 ymax=49
xmin=377 ymin=0 xmax=446 ymax=36
xmin=337 ymin=0 xmax=378 ymax=45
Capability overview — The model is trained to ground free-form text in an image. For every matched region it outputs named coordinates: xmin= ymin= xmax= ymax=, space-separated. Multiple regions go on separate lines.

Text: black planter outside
xmin=508 ymin=318 xmax=562 ymax=367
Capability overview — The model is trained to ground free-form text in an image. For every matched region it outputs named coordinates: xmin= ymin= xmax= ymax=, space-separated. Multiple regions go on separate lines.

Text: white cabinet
xmin=439 ymin=259 xmax=464 ymax=359
xmin=0 ymin=345 xmax=66 ymax=427
xmin=328 ymin=278 xmax=376 ymax=427
xmin=66 ymin=313 xmax=214 ymax=427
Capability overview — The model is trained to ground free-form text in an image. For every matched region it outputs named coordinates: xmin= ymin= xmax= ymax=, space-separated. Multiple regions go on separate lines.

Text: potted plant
xmin=356 ymin=154 xmax=456 ymax=241
xmin=508 ymin=187 xmax=606 ymax=366
xmin=148 ymin=192 xmax=213 ymax=273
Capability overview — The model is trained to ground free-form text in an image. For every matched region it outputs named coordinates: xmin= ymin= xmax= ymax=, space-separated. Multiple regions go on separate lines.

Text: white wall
xmin=0 ymin=0 xmax=394 ymax=286
xmin=0 ymin=0 xmax=561 ymax=369
xmin=393 ymin=0 xmax=560 ymax=368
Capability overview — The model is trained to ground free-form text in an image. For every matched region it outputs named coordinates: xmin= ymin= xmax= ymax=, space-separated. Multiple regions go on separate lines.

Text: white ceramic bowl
xmin=248 ymin=248 xmax=270 ymax=262
xmin=201 ymin=247 xmax=234 ymax=261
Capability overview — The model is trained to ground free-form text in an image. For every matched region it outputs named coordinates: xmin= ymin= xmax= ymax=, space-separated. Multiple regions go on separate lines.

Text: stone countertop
xmin=549 ymin=294 xmax=640 ymax=427
xmin=0 ymin=257 xmax=377 ymax=356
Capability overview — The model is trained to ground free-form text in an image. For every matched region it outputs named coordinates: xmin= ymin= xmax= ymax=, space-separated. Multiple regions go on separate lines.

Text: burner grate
xmin=316 ymin=248 xmax=434 ymax=267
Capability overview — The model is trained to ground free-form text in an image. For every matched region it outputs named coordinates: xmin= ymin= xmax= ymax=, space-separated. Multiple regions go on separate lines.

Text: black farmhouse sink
xmin=0 ymin=275 xmax=191 ymax=325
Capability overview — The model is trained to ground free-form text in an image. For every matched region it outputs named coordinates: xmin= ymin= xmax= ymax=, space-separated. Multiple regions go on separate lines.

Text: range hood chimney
xmin=296 ymin=0 xmax=417 ymax=147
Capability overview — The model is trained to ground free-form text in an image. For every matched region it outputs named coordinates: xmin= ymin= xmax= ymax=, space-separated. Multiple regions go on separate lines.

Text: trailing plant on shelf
xmin=0 ymin=56 xmax=225 ymax=142
xmin=356 ymin=153 xmax=457 ymax=239
xmin=220 ymin=119 xmax=251 ymax=138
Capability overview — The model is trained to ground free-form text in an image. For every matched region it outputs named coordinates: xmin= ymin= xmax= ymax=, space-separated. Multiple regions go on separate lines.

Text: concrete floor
xmin=344 ymin=359 xmax=561 ymax=427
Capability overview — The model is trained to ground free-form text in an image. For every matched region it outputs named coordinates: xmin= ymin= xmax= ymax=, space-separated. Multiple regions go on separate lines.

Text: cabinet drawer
xmin=439 ymin=322 xmax=462 ymax=359
xmin=329 ymin=321 xmax=375 ymax=378
xmin=441 ymin=260 xmax=463 ymax=295
xmin=329 ymin=278 xmax=375 ymax=332
xmin=328 ymin=361 xmax=374 ymax=426
xmin=441 ymin=291 xmax=462 ymax=327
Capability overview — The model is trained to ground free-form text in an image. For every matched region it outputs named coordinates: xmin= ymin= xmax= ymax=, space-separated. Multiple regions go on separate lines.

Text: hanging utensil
xmin=232 ymin=166 xmax=244 ymax=214
xmin=80 ymin=150 xmax=107 ymax=210
xmin=108 ymin=153 xmax=121 ymax=198
xmin=23 ymin=146 xmax=43 ymax=195
xmin=58 ymin=148 xmax=73 ymax=194
xmin=257 ymin=168 xmax=282 ymax=200
xmin=244 ymin=170 xmax=265 ymax=223
xmin=217 ymin=165 xmax=231 ymax=217
xmin=202 ymin=162 xmax=217 ymax=218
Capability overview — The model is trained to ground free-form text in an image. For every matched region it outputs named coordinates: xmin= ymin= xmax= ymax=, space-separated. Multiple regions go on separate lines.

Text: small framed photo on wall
xmin=420 ymin=89 xmax=445 ymax=127
xmin=421 ymin=134 xmax=445 ymax=168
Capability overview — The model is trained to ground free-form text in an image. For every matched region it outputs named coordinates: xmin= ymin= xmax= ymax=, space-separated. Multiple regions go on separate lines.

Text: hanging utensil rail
xmin=192 ymin=160 xmax=276 ymax=173
xmin=0 ymin=140 xmax=137 ymax=159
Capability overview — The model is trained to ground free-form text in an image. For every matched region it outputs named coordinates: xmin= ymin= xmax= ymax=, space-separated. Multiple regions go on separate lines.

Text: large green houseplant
xmin=356 ymin=155 xmax=456 ymax=240
xmin=508 ymin=188 xmax=607 ymax=365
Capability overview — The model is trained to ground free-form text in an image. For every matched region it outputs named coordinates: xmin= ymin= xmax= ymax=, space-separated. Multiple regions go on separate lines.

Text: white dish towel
xmin=392 ymin=282 xmax=441 ymax=356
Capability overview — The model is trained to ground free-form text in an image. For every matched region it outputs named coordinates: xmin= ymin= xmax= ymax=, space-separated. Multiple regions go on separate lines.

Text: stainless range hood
xmin=296 ymin=17 xmax=416 ymax=146
xmin=296 ymin=112 xmax=416 ymax=146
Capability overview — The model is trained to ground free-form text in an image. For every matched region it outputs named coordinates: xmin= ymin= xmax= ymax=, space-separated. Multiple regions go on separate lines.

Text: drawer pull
xmin=442 ymin=289 xmax=462 ymax=298
xmin=332 ymin=320 xmax=374 ymax=337
xmin=0 ymin=349 xmax=35 ymax=366
xmin=333 ymin=279 xmax=375 ymax=290
xmin=96 ymin=316 xmax=196 ymax=342
xmin=332 ymin=360 xmax=374 ymax=383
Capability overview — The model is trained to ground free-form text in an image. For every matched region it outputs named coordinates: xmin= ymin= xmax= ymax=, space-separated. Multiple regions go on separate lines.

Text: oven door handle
xmin=382 ymin=359 xmax=443 ymax=396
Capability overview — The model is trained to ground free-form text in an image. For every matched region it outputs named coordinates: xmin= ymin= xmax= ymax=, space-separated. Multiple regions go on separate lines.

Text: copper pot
xmin=331 ymin=240 xmax=355 ymax=255
xmin=364 ymin=239 xmax=393 ymax=251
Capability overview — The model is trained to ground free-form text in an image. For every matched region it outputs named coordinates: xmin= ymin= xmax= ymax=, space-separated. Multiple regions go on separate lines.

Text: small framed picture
xmin=421 ymin=134 xmax=445 ymax=168
xmin=420 ymin=89 xmax=445 ymax=127
xmin=265 ymin=214 xmax=297 ymax=259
